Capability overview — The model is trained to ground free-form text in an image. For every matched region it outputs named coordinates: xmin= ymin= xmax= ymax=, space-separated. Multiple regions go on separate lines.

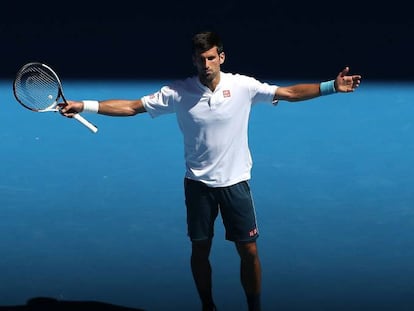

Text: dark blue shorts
xmin=184 ymin=178 xmax=259 ymax=242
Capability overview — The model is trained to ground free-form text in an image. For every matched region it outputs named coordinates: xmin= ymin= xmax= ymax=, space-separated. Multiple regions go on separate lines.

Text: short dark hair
xmin=191 ymin=31 xmax=224 ymax=54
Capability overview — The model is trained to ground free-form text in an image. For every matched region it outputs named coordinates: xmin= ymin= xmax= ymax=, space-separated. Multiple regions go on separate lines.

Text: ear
xmin=219 ymin=52 xmax=225 ymax=64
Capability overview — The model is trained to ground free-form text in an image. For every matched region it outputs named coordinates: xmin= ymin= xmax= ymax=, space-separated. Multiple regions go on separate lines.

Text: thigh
xmin=184 ymin=178 xmax=219 ymax=242
xmin=218 ymin=181 xmax=259 ymax=242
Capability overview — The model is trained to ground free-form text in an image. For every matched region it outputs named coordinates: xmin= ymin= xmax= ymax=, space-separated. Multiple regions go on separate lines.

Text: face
xmin=192 ymin=46 xmax=225 ymax=83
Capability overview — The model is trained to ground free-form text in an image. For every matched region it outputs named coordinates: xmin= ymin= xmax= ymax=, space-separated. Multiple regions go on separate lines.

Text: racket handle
xmin=73 ymin=113 xmax=98 ymax=133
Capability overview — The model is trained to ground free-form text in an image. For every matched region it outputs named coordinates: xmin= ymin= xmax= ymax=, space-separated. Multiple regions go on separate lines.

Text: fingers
xmin=339 ymin=66 xmax=350 ymax=77
xmin=335 ymin=66 xmax=362 ymax=92
xmin=352 ymin=75 xmax=362 ymax=89
xmin=353 ymin=75 xmax=362 ymax=82
xmin=59 ymin=100 xmax=83 ymax=118
xmin=344 ymin=75 xmax=361 ymax=92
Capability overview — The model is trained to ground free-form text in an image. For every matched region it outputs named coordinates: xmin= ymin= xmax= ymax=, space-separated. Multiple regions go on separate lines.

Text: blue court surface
xmin=1 ymin=79 xmax=413 ymax=311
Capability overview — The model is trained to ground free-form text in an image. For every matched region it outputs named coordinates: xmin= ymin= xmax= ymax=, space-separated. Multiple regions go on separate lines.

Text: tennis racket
xmin=13 ymin=62 xmax=98 ymax=133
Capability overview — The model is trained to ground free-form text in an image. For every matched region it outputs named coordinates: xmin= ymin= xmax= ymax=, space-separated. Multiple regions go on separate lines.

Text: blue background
xmin=1 ymin=1 xmax=414 ymax=309
xmin=1 ymin=79 xmax=414 ymax=310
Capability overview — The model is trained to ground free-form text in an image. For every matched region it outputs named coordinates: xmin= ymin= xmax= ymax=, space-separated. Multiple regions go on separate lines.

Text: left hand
xmin=335 ymin=67 xmax=362 ymax=93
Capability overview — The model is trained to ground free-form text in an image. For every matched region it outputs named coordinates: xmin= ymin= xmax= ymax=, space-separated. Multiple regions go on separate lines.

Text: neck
xmin=199 ymin=72 xmax=221 ymax=92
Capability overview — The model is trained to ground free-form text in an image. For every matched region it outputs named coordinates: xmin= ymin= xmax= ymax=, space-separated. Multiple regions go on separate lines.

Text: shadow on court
xmin=0 ymin=297 xmax=145 ymax=311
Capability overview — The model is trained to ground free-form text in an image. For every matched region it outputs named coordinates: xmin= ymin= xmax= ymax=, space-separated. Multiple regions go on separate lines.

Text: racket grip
xmin=73 ymin=113 xmax=98 ymax=133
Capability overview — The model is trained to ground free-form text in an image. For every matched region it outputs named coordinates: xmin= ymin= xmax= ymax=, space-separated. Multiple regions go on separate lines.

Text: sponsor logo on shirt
xmin=223 ymin=90 xmax=231 ymax=98
xmin=249 ymin=228 xmax=258 ymax=237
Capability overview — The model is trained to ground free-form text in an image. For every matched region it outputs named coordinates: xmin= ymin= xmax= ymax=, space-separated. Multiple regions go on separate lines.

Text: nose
xmin=202 ymin=59 xmax=209 ymax=69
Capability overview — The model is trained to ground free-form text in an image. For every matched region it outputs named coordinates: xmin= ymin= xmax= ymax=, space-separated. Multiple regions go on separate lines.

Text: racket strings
xmin=14 ymin=65 xmax=60 ymax=111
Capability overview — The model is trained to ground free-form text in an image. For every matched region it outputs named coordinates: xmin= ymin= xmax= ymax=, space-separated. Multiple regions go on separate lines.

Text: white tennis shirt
xmin=142 ymin=72 xmax=278 ymax=187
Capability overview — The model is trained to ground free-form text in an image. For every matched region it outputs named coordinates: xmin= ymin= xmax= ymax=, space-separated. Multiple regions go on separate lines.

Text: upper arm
xmin=98 ymin=99 xmax=147 ymax=116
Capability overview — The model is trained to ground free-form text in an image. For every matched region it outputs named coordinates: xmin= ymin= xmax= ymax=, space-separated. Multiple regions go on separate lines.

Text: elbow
xmin=276 ymin=88 xmax=300 ymax=102
xmin=287 ymin=96 xmax=302 ymax=102
xmin=130 ymin=100 xmax=146 ymax=115
xmin=282 ymin=93 xmax=301 ymax=102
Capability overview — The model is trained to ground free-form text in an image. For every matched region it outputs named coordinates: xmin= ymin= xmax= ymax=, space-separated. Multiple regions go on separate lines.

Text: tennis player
xmin=60 ymin=31 xmax=361 ymax=311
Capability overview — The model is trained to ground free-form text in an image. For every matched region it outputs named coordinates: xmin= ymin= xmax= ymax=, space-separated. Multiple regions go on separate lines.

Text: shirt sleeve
xmin=247 ymin=76 xmax=279 ymax=105
xmin=141 ymin=85 xmax=177 ymax=118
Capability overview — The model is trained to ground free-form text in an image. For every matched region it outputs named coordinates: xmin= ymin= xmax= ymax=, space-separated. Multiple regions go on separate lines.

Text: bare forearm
xmin=274 ymin=67 xmax=362 ymax=103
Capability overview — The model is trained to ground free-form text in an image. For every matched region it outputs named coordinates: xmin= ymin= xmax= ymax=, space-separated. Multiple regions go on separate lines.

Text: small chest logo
xmin=249 ymin=228 xmax=258 ymax=237
xmin=223 ymin=90 xmax=231 ymax=98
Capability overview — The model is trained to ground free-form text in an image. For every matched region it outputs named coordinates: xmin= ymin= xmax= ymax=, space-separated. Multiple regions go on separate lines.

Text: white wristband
xmin=82 ymin=100 xmax=99 ymax=113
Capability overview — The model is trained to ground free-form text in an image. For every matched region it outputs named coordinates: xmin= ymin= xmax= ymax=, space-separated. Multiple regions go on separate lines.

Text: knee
xmin=191 ymin=239 xmax=212 ymax=260
xmin=236 ymin=241 xmax=259 ymax=262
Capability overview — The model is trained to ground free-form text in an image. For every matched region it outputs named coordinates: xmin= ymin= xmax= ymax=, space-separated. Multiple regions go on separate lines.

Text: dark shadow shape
xmin=0 ymin=297 xmax=145 ymax=311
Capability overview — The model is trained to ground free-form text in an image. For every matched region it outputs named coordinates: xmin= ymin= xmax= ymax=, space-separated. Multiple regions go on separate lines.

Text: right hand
xmin=59 ymin=100 xmax=83 ymax=118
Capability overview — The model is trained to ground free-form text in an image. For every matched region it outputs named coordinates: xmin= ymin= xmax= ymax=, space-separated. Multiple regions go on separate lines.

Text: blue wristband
xmin=320 ymin=80 xmax=336 ymax=96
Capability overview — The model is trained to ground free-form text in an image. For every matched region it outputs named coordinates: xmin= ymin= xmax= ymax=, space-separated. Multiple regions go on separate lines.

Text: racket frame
xmin=13 ymin=62 xmax=98 ymax=133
